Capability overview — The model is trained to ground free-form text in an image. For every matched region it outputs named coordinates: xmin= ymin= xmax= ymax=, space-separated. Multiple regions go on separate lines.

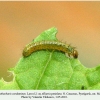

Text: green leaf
xmin=0 ymin=77 xmax=20 ymax=90
xmin=0 ymin=27 xmax=100 ymax=90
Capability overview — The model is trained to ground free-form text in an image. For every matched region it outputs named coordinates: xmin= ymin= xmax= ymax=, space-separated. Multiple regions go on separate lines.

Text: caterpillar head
xmin=67 ymin=45 xmax=78 ymax=58
xmin=72 ymin=50 xmax=78 ymax=58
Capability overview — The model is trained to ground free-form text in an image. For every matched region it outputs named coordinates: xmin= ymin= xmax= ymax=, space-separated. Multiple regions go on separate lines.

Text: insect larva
xmin=22 ymin=40 xmax=78 ymax=58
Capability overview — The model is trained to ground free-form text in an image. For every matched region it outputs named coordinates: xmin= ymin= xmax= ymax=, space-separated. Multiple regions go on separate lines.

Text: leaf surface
xmin=0 ymin=27 xmax=100 ymax=90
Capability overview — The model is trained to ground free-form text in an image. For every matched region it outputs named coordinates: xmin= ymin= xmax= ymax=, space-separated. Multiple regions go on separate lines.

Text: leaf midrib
xmin=35 ymin=52 xmax=53 ymax=89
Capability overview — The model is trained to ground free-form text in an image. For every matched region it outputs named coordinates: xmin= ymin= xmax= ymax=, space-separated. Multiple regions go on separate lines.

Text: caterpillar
xmin=22 ymin=40 xmax=78 ymax=58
